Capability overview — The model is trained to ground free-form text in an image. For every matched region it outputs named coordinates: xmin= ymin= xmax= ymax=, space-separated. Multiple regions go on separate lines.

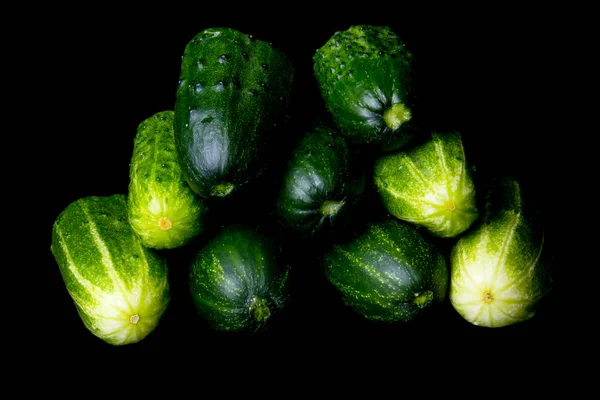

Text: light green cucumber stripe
xmin=478 ymin=224 xmax=492 ymax=286
xmin=150 ymin=119 xmax=159 ymax=193
xmin=374 ymin=176 xmax=442 ymax=216
xmin=457 ymin=134 xmax=468 ymax=196
xmin=195 ymin=295 xmax=242 ymax=315
xmin=402 ymin=154 xmax=435 ymax=192
xmin=335 ymin=247 xmax=396 ymax=291
xmin=489 ymin=212 xmax=521 ymax=288
xmin=54 ymin=224 xmax=104 ymax=307
xmin=494 ymin=233 xmax=545 ymax=296
xmin=495 ymin=307 xmax=524 ymax=324
xmin=331 ymin=279 xmax=392 ymax=311
xmin=79 ymin=200 xmax=134 ymax=313
xmin=198 ymin=251 xmax=226 ymax=294
xmin=403 ymin=208 xmax=449 ymax=225
xmin=456 ymin=242 xmax=481 ymax=297
xmin=134 ymin=235 xmax=168 ymax=304
xmin=472 ymin=303 xmax=486 ymax=323
xmin=487 ymin=303 xmax=495 ymax=326
xmin=370 ymin=224 xmax=418 ymax=286
xmin=433 ymin=134 xmax=454 ymax=201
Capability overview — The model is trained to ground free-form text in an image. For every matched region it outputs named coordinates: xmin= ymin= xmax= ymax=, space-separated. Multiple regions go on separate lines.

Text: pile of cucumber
xmin=50 ymin=25 xmax=552 ymax=346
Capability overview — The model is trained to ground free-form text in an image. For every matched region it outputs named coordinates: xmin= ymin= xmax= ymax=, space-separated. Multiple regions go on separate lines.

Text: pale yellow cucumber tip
xmin=158 ymin=217 xmax=172 ymax=230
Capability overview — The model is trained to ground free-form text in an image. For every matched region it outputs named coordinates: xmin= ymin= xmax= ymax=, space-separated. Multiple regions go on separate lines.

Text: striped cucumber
xmin=449 ymin=177 xmax=551 ymax=328
xmin=324 ymin=219 xmax=448 ymax=322
xmin=189 ymin=225 xmax=289 ymax=332
xmin=50 ymin=194 xmax=170 ymax=345
xmin=374 ymin=131 xmax=478 ymax=238
xmin=128 ymin=110 xmax=206 ymax=250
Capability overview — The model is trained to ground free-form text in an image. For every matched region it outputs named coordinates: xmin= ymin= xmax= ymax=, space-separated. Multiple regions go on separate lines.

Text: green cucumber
xmin=174 ymin=27 xmax=294 ymax=199
xmin=324 ymin=219 xmax=448 ymax=322
xmin=128 ymin=110 xmax=206 ymax=250
xmin=275 ymin=122 xmax=364 ymax=235
xmin=189 ymin=225 xmax=289 ymax=332
xmin=449 ymin=177 xmax=551 ymax=328
xmin=313 ymin=25 xmax=414 ymax=150
xmin=374 ymin=131 xmax=478 ymax=238
xmin=50 ymin=194 xmax=170 ymax=345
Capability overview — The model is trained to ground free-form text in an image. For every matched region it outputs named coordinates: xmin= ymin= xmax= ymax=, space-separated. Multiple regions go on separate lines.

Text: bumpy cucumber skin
xmin=275 ymin=123 xmax=363 ymax=235
xmin=174 ymin=27 xmax=294 ymax=199
xmin=128 ymin=110 xmax=206 ymax=250
xmin=449 ymin=177 xmax=551 ymax=328
xmin=313 ymin=25 xmax=414 ymax=149
xmin=189 ymin=225 xmax=289 ymax=332
xmin=50 ymin=195 xmax=170 ymax=346
xmin=374 ymin=131 xmax=478 ymax=238
xmin=324 ymin=219 xmax=448 ymax=322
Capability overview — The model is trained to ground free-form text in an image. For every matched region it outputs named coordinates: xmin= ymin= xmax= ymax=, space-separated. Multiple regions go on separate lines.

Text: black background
xmin=37 ymin=9 xmax=568 ymax=361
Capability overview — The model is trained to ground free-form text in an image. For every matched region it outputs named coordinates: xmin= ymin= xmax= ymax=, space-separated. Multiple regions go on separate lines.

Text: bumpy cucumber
xmin=128 ymin=110 xmax=206 ymax=250
xmin=374 ymin=131 xmax=478 ymax=238
xmin=313 ymin=25 xmax=414 ymax=149
xmin=174 ymin=27 xmax=294 ymax=199
xmin=50 ymin=194 xmax=170 ymax=345
xmin=449 ymin=177 xmax=551 ymax=328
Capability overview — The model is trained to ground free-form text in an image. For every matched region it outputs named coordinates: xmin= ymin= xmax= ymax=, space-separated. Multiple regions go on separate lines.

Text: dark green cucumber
xmin=174 ymin=27 xmax=294 ymax=199
xmin=313 ymin=25 xmax=414 ymax=150
xmin=374 ymin=131 xmax=478 ymax=238
xmin=50 ymin=194 xmax=170 ymax=345
xmin=449 ymin=177 xmax=551 ymax=328
xmin=128 ymin=110 xmax=207 ymax=250
xmin=275 ymin=122 xmax=365 ymax=235
xmin=189 ymin=225 xmax=289 ymax=332
xmin=324 ymin=219 xmax=448 ymax=322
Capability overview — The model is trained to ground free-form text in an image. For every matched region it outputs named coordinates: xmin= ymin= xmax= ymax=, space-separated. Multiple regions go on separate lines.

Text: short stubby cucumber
xmin=128 ymin=110 xmax=206 ymax=250
xmin=275 ymin=122 xmax=365 ymax=236
xmin=374 ymin=131 xmax=478 ymax=238
xmin=174 ymin=27 xmax=294 ymax=199
xmin=313 ymin=25 xmax=414 ymax=150
xmin=324 ymin=219 xmax=448 ymax=323
xmin=50 ymin=195 xmax=170 ymax=345
xmin=189 ymin=225 xmax=289 ymax=332
xmin=449 ymin=177 xmax=551 ymax=328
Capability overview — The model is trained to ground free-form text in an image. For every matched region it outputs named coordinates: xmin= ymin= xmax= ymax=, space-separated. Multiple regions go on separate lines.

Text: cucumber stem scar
xmin=320 ymin=200 xmax=345 ymax=216
xmin=158 ymin=217 xmax=172 ymax=230
xmin=130 ymin=314 xmax=140 ymax=324
xmin=483 ymin=291 xmax=494 ymax=303
xmin=383 ymin=103 xmax=411 ymax=130
xmin=249 ymin=297 xmax=271 ymax=322
xmin=447 ymin=201 xmax=456 ymax=212
xmin=413 ymin=290 xmax=434 ymax=308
